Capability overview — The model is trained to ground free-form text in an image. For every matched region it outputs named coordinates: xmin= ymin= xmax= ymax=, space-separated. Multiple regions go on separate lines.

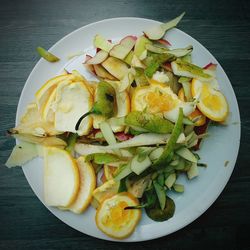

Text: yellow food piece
xmin=178 ymin=88 xmax=206 ymax=126
xmin=92 ymin=179 xmax=119 ymax=207
xmin=95 ymin=192 xmax=141 ymax=239
xmin=131 ymin=82 xmax=178 ymax=113
xmin=68 ymin=156 xmax=96 ymax=213
xmin=191 ymin=79 xmax=228 ymax=122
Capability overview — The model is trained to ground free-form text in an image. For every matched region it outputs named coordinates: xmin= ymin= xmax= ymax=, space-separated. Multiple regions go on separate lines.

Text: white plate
xmin=17 ymin=17 xmax=241 ymax=242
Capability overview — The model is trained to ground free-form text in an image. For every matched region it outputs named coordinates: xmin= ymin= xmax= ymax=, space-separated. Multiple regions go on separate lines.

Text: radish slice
xmin=85 ymin=50 xmax=109 ymax=65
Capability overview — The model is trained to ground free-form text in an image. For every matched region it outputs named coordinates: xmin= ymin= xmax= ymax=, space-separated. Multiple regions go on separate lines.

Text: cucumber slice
xmin=173 ymin=184 xmax=184 ymax=193
xmin=187 ymin=162 xmax=199 ymax=179
xmin=176 ymin=147 xmax=198 ymax=163
xmin=164 ymin=173 xmax=176 ymax=189
xmin=114 ymin=163 xmax=132 ymax=181
xmin=174 ymin=157 xmax=186 ymax=170
xmin=131 ymin=154 xmax=152 ymax=175
xmin=149 ymin=147 xmax=164 ymax=161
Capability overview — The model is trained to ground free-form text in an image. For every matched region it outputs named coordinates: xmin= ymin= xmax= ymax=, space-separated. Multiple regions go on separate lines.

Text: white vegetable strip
xmin=99 ymin=121 xmax=117 ymax=145
xmin=105 ymin=133 xmax=170 ymax=149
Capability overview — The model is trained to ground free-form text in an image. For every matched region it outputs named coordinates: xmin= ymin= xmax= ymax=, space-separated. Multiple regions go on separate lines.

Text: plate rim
xmin=16 ymin=17 xmax=241 ymax=242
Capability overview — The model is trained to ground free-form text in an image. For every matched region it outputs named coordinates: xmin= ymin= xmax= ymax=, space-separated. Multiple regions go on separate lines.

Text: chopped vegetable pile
xmin=6 ymin=12 xmax=229 ymax=239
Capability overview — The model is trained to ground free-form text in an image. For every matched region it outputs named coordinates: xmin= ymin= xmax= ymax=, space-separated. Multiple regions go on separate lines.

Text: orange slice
xmin=95 ymin=192 xmax=141 ymax=239
xmin=191 ymin=79 xmax=228 ymax=122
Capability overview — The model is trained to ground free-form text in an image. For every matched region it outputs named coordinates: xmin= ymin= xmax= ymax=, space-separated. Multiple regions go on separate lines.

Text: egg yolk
xmin=201 ymin=84 xmax=222 ymax=112
xmin=102 ymin=201 xmax=133 ymax=230
xmin=147 ymin=91 xmax=176 ymax=113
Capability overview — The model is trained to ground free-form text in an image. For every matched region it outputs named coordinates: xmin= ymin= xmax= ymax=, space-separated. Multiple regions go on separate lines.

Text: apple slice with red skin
xmin=157 ymin=39 xmax=171 ymax=46
xmin=109 ymin=36 xmax=137 ymax=60
xmin=85 ymin=50 xmax=109 ymax=65
xmin=83 ymin=55 xmax=96 ymax=75
xmin=102 ymin=57 xmax=129 ymax=80
xmin=203 ymin=62 xmax=217 ymax=70
xmin=120 ymin=36 xmax=137 ymax=48
xmin=93 ymin=64 xmax=117 ymax=80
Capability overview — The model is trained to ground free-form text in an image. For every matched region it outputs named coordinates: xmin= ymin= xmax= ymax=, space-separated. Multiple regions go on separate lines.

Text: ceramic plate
xmin=17 ymin=17 xmax=241 ymax=242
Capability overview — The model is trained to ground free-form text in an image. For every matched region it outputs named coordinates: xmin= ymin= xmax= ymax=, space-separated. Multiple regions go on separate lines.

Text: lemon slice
xmin=35 ymin=74 xmax=75 ymax=112
xmin=95 ymin=192 xmax=141 ymax=239
xmin=92 ymin=179 xmax=119 ymax=206
xmin=44 ymin=147 xmax=80 ymax=207
xmin=191 ymin=79 xmax=228 ymax=122
xmin=54 ymin=81 xmax=93 ymax=135
xmin=42 ymin=87 xmax=57 ymax=123
xmin=68 ymin=156 xmax=96 ymax=213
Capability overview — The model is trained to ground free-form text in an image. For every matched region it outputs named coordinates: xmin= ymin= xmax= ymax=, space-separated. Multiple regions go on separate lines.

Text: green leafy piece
xmin=153 ymin=180 xmax=166 ymax=210
xmin=93 ymin=81 xmax=116 ymax=117
xmin=134 ymin=68 xmax=148 ymax=86
xmin=114 ymin=163 xmax=132 ymax=181
xmin=187 ymin=162 xmax=199 ymax=179
xmin=171 ymin=60 xmax=213 ymax=81
xmin=146 ymin=44 xmax=193 ymax=58
xmin=145 ymin=196 xmax=175 ymax=221
xmin=153 ymin=108 xmax=183 ymax=167
xmin=165 ymin=71 xmax=181 ymax=94
xmin=86 ymin=153 xmax=120 ymax=164
xmin=164 ymin=173 xmax=176 ymax=189
xmin=36 ymin=46 xmax=60 ymax=62
xmin=65 ymin=133 xmax=78 ymax=154
xmin=124 ymin=50 xmax=134 ymax=65
xmin=118 ymin=178 xmax=127 ymax=193
xmin=131 ymin=154 xmax=152 ymax=175
xmin=157 ymin=173 xmax=165 ymax=186
xmin=145 ymin=61 xmax=160 ymax=78
xmin=75 ymin=81 xmax=116 ymax=130
xmin=181 ymin=54 xmax=192 ymax=63
xmin=144 ymin=53 xmax=174 ymax=78
xmin=125 ymin=111 xmax=174 ymax=134
xmin=176 ymin=147 xmax=198 ymax=163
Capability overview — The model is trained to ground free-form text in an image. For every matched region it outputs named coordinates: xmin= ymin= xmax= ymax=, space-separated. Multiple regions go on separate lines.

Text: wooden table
xmin=0 ymin=0 xmax=249 ymax=249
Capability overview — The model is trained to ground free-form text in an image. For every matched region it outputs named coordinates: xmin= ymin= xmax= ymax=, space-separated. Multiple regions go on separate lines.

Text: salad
xmin=5 ymin=13 xmax=229 ymax=239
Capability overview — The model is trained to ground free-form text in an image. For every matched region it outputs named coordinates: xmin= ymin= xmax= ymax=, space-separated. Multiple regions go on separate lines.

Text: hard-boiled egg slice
xmin=54 ymin=81 xmax=93 ymax=135
xmin=131 ymin=82 xmax=195 ymax=122
xmin=95 ymin=192 xmax=141 ymax=239
xmin=191 ymin=79 xmax=228 ymax=122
